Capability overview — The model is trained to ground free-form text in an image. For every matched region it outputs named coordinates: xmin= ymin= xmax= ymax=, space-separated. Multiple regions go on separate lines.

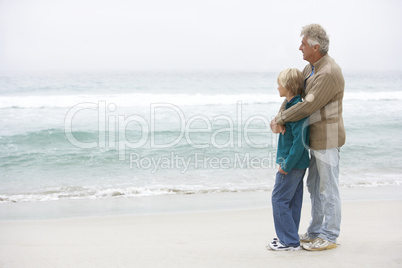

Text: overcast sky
xmin=0 ymin=0 xmax=401 ymax=72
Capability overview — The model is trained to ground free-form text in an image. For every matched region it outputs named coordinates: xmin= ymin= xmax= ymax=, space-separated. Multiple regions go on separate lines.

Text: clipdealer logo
xmin=64 ymin=101 xmax=279 ymax=171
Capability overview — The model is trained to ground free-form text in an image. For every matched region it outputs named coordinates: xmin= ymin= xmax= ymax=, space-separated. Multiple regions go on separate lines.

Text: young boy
xmin=269 ymin=68 xmax=310 ymax=251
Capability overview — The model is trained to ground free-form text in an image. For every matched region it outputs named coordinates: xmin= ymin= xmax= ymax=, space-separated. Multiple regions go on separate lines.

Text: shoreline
xmin=0 ymin=185 xmax=401 ymax=221
xmin=0 ymin=186 xmax=401 ymax=267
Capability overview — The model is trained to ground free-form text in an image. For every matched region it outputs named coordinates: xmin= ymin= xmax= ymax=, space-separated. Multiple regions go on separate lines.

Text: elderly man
xmin=270 ymin=24 xmax=345 ymax=251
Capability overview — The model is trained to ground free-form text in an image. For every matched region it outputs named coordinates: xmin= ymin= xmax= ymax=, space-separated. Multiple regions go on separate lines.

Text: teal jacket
xmin=276 ymin=95 xmax=310 ymax=173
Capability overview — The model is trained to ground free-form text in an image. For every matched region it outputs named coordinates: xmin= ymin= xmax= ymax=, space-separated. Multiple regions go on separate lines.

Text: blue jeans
xmin=272 ymin=168 xmax=305 ymax=247
xmin=306 ymin=148 xmax=341 ymax=243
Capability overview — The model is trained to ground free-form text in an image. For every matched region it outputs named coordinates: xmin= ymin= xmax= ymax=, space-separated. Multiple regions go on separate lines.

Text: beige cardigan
xmin=275 ymin=54 xmax=346 ymax=150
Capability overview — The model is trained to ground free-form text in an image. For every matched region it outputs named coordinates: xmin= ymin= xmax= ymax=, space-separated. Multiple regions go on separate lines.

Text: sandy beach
xmin=0 ymin=186 xmax=401 ymax=268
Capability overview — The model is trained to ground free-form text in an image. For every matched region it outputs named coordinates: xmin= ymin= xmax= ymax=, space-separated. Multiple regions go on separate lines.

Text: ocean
xmin=1 ymin=70 xmax=402 ymax=206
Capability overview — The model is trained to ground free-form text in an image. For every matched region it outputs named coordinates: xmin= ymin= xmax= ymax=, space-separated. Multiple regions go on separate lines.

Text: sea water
xmin=1 ymin=71 xmax=402 ymax=204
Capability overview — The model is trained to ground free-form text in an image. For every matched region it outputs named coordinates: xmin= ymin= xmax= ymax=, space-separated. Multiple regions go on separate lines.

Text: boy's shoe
xmin=268 ymin=240 xmax=300 ymax=251
xmin=299 ymin=233 xmax=315 ymax=243
xmin=268 ymin=237 xmax=279 ymax=248
xmin=302 ymin=237 xmax=337 ymax=251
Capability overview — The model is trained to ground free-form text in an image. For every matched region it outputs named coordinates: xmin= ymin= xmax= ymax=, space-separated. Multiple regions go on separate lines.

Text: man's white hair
xmin=301 ymin=24 xmax=330 ymax=55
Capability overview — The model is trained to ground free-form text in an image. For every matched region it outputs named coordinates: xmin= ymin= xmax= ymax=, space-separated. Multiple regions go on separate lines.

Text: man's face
xmin=299 ymin=37 xmax=315 ymax=63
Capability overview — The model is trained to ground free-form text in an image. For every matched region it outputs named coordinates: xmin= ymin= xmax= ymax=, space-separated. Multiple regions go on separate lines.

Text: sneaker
xmin=302 ymin=237 xmax=337 ymax=251
xmin=299 ymin=233 xmax=315 ymax=243
xmin=269 ymin=240 xmax=300 ymax=251
xmin=267 ymin=237 xmax=279 ymax=248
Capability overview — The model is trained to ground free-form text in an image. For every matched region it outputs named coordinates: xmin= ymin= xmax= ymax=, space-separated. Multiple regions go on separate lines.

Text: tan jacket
xmin=275 ymin=54 xmax=346 ymax=150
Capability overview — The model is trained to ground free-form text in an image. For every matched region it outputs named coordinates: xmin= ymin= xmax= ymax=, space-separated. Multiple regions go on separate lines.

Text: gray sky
xmin=1 ymin=0 xmax=401 ymax=72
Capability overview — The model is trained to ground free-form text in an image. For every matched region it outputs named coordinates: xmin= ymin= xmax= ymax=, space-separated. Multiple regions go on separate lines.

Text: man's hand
xmin=278 ymin=166 xmax=288 ymax=175
xmin=270 ymin=118 xmax=286 ymax=134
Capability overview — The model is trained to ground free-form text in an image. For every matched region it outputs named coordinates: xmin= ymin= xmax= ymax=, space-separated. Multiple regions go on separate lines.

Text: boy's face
xmin=277 ymin=84 xmax=289 ymax=98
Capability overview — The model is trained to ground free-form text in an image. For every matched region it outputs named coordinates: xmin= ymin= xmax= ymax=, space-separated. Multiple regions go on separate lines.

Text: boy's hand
xmin=279 ymin=125 xmax=286 ymax=135
xmin=278 ymin=166 xmax=288 ymax=175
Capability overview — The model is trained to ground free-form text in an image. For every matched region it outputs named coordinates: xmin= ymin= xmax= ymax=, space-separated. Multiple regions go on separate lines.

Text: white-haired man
xmin=271 ymin=24 xmax=345 ymax=251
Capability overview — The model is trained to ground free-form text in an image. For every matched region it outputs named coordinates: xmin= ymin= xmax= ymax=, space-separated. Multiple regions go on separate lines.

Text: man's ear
xmin=313 ymin=44 xmax=320 ymax=52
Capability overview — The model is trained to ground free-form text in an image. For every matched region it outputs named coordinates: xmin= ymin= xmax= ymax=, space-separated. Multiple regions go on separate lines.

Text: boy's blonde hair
xmin=277 ymin=68 xmax=304 ymax=98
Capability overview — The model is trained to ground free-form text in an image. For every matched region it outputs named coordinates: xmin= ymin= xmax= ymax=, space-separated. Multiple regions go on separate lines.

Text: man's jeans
xmin=307 ymin=148 xmax=341 ymax=243
xmin=272 ymin=168 xmax=305 ymax=247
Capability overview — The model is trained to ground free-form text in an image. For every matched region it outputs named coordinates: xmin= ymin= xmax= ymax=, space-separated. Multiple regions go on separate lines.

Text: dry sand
xmin=0 ymin=186 xmax=401 ymax=268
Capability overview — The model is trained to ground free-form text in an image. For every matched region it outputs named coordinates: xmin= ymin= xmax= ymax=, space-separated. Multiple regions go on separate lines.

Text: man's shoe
xmin=299 ymin=233 xmax=315 ymax=243
xmin=302 ymin=237 xmax=337 ymax=251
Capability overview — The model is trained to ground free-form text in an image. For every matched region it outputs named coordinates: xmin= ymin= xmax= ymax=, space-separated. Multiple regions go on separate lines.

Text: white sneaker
xmin=302 ymin=237 xmax=337 ymax=251
xmin=269 ymin=240 xmax=300 ymax=251
xmin=267 ymin=237 xmax=279 ymax=249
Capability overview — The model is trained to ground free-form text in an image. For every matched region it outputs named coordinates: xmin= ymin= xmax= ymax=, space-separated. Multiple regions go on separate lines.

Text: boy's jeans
xmin=272 ymin=168 xmax=306 ymax=247
xmin=307 ymin=148 xmax=341 ymax=243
